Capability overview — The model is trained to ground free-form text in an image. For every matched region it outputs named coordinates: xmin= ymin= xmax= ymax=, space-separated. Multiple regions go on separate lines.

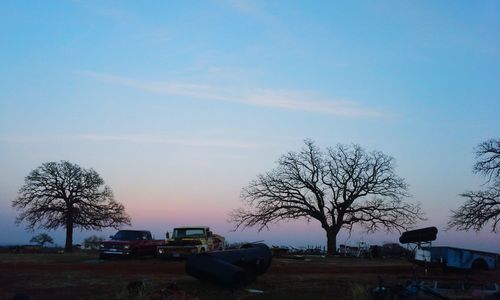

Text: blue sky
xmin=0 ymin=0 xmax=499 ymax=251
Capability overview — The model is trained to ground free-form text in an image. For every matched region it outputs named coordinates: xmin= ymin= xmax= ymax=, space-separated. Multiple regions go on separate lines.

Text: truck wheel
xmin=471 ymin=259 xmax=488 ymax=270
xmin=200 ymin=248 xmax=205 ymax=253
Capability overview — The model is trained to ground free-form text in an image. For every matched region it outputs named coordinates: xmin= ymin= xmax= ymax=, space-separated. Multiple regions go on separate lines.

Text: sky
xmin=0 ymin=1 xmax=499 ymax=252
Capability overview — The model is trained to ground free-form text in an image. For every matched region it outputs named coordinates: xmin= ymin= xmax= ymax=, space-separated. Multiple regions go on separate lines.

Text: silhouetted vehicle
xmin=99 ymin=230 xmax=163 ymax=259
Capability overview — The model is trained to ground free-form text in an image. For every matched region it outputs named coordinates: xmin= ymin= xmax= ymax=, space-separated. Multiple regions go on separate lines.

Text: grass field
xmin=0 ymin=252 xmax=498 ymax=299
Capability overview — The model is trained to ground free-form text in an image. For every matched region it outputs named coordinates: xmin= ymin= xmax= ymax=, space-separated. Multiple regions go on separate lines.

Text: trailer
xmin=399 ymin=227 xmax=499 ymax=271
xmin=423 ymin=246 xmax=498 ymax=270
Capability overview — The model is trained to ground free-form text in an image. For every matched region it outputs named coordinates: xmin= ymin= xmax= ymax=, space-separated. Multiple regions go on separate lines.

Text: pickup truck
xmin=157 ymin=226 xmax=226 ymax=258
xmin=99 ymin=230 xmax=164 ymax=259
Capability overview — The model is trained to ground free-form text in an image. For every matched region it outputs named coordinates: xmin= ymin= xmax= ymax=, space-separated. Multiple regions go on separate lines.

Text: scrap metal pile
xmin=271 ymin=245 xmax=326 ymax=258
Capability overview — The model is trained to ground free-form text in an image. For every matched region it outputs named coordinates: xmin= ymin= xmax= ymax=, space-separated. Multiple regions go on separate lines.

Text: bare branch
xmin=449 ymin=138 xmax=500 ymax=233
xmin=448 ymin=186 xmax=500 ymax=232
xmin=473 ymin=138 xmax=500 ymax=184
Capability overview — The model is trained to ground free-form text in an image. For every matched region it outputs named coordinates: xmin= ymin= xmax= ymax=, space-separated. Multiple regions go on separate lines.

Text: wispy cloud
xmin=225 ymin=0 xmax=257 ymax=14
xmin=76 ymin=134 xmax=260 ymax=149
xmin=223 ymin=0 xmax=271 ymax=21
xmin=81 ymin=71 xmax=384 ymax=118
xmin=73 ymin=0 xmax=139 ymax=24
xmin=0 ymin=134 xmax=260 ymax=149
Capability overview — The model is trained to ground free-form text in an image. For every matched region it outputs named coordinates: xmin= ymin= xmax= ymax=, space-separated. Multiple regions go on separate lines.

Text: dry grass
xmin=1 ymin=253 xmax=498 ymax=299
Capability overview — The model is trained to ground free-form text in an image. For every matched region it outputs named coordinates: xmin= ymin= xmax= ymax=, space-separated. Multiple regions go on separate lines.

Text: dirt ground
xmin=0 ymin=252 xmax=498 ymax=300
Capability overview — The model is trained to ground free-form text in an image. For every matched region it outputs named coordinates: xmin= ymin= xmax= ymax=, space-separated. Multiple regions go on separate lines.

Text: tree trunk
xmin=65 ymin=216 xmax=73 ymax=252
xmin=326 ymin=228 xmax=338 ymax=255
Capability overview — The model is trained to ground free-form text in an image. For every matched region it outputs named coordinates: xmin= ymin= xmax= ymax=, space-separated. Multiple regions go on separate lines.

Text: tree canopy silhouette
xmin=230 ymin=140 xmax=423 ymax=254
xmin=449 ymin=138 xmax=500 ymax=232
xmin=13 ymin=161 xmax=131 ymax=252
xmin=30 ymin=233 xmax=54 ymax=247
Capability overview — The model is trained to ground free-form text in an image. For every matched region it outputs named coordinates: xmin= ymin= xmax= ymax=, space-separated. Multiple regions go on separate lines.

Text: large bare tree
xmin=13 ymin=161 xmax=131 ymax=252
xmin=230 ymin=140 xmax=423 ymax=254
xmin=449 ymin=138 xmax=500 ymax=232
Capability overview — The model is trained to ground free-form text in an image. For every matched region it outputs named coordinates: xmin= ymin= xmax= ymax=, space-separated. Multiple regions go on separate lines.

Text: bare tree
xmin=30 ymin=233 xmax=54 ymax=247
xmin=13 ymin=161 xmax=131 ymax=252
xmin=449 ymin=138 xmax=500 ymax=232
xmin=230 ymin=140 xmax=423 ymax=254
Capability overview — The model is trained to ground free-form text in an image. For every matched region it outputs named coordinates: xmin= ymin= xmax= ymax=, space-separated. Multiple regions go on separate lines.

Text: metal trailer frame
xmin=423 ymin=246 xmax=498 ymax=270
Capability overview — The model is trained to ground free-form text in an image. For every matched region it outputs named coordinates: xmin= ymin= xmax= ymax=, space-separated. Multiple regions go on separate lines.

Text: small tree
xmin=13 ymin=161 xmax=131 ymax=252
xmin=449 ymin=138 xmax=500 ymax=232
xmin=30 ymin=233 xmax=54 ymax=247
xmin=230 ymin=140 xmax=423 ymax=255
xmin=83 ymin=235 xmax=104 ymax=250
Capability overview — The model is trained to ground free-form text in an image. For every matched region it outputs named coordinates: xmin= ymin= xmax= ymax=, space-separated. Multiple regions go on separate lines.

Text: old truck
xmin=99 ymin=230 xmax=164 ymax=259
xmin=157 ymin=226 xmax=226 ymax=258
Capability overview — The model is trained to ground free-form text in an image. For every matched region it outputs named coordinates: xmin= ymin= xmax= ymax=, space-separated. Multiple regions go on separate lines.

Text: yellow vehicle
xmin=157 ymin=226 xmax=226 ymax=258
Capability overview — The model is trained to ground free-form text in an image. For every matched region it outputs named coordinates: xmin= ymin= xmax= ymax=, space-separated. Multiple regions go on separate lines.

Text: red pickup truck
xmin=99 ymin=230 xmax=164 ymax=259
